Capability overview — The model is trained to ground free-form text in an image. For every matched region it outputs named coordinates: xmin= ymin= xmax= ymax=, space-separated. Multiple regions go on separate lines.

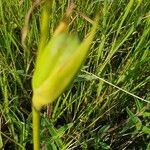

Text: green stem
xmin=32 ymin=106 xmax=40 ymax=150
xmin=38 ymin=0 xmax=53 ymax=55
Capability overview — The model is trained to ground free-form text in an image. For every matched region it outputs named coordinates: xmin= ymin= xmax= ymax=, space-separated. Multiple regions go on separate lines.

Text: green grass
xmin=0 ymin=0 xmax=150 ymax=149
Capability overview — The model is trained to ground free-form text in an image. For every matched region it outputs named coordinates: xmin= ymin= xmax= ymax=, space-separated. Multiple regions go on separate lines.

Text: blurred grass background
xmin=0 ymin=0 xmax=150 ymax=149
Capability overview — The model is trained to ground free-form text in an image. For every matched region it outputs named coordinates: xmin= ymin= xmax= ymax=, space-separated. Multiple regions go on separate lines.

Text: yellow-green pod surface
xmin=32 ymin=21 xmax=97 ymax=110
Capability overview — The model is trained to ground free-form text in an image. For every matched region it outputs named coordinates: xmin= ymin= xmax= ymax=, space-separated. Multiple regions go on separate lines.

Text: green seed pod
xmin=32 ymin=20 xmax=97 ymax=110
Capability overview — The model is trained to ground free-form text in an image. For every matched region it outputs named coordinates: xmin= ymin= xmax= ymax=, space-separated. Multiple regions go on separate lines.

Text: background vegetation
xmin=0 ymin=0 xmax=150 ymax=149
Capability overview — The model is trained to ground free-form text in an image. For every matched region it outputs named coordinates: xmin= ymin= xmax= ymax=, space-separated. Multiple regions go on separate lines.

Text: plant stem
xmin=32 ymin=105 xmax=40 ymax=150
